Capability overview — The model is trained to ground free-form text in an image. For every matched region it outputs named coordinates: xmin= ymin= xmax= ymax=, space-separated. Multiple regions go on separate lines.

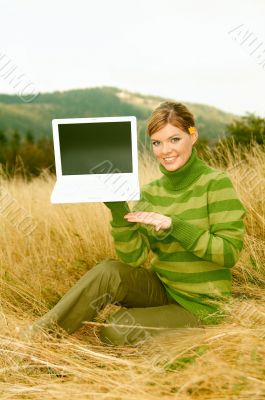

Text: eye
xmin=152 ymin=137 xmax=180 ymax=146
xmin=171 ymin=137 xmax=180 ymax=143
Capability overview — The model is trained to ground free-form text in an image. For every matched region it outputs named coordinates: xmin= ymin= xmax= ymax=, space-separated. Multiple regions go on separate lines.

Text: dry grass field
xmin=0 ymin=139 xmax=265 ymax=399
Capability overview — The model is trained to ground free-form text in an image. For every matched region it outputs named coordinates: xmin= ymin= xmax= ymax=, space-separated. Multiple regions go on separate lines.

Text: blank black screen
xmin=58 ymin=121 xmax=133 ymax=175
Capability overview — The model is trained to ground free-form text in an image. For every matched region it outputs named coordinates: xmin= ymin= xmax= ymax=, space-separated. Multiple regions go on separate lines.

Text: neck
xmin=159 ymin=147 xmax=207 ymax=190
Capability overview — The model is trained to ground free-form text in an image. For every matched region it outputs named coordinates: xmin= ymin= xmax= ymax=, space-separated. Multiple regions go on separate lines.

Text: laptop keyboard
xmin=56 ymin=182 xmax=132 ymax=197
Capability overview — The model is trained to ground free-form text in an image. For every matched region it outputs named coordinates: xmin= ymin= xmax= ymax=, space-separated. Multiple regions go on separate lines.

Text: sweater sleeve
xmin=104 ymin=193 xmax=151 ymax=267
xmin=168 ymin=173 xmax=246 ymax=268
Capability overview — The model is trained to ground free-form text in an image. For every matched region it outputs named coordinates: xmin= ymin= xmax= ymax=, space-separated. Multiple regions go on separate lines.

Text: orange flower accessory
xmin=188 ymin=126 xmax=196 ymax=135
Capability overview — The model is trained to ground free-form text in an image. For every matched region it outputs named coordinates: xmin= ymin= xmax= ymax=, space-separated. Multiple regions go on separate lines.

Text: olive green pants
xmin=33 ymin=258 xmax=202 ymax=345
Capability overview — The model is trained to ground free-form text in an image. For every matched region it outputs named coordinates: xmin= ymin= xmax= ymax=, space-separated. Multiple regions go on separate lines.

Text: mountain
xmin=0 ymin=86 xmax=238 ymax=148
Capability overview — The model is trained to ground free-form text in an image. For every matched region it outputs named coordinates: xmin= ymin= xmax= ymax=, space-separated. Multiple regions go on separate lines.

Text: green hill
xmin=0 ymin=86 xmax=238 ymax=148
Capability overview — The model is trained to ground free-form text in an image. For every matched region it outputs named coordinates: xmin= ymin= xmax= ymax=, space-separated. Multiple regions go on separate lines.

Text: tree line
xmin=0 ymin=130 xmax=55 ymax=178
xmin=0 ymin=113 xmax=264 ymax=179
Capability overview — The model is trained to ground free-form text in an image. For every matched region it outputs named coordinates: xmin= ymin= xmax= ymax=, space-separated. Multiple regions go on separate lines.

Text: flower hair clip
xmin=188 ymin=126 xmax=196 ymax=135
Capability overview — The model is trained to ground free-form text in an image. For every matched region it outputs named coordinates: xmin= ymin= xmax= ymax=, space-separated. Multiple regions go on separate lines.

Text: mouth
xmin=163 ymin=156 xmax=178 ymax=163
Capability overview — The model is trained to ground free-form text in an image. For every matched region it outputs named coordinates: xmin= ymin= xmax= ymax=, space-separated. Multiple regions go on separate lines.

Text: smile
xmin=163 ymin=156 xmax=178 ymax=161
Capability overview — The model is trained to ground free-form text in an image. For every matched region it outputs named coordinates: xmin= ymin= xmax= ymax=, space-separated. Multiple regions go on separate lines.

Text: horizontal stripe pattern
xmin=151 ymin=259 xmax=225 ymax=273
xmin=153 ymin=265 xmax=231 ymax=283
xmin=108 ymin=153 xmax=246 ymax=323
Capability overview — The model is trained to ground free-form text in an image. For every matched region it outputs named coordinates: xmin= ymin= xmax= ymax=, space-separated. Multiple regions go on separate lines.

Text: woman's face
xmin=151 ymin=123 xmax=198 ymax=171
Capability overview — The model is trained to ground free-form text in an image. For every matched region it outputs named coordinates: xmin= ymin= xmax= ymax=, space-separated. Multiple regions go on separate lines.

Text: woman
xmin=33 ymin=102 xmax=246 ymax=346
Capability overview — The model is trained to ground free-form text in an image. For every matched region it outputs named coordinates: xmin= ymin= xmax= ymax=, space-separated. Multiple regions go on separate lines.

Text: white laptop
xmin=51 ymin=116 xmax=141 ymax=204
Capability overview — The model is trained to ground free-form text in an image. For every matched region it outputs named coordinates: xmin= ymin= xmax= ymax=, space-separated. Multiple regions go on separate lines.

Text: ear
xmin=191 ymin=130 xmax=198 ymax=145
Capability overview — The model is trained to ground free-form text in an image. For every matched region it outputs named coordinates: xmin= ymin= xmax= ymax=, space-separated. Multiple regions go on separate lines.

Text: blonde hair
xmin=147 ymin=101 xmax=196 ymax=136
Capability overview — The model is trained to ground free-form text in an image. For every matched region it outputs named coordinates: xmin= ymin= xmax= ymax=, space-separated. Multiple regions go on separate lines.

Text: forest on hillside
xmin=0 ymin=87 xmax=235 ymax=140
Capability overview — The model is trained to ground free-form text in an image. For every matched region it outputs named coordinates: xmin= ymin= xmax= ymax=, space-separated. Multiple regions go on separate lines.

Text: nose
xmin=161 ymin=142 xmax=174 ymax=155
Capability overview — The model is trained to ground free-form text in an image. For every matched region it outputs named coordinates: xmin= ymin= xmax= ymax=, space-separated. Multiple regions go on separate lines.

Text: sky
xmin=0 ymin=0 xmax=264 ymax=117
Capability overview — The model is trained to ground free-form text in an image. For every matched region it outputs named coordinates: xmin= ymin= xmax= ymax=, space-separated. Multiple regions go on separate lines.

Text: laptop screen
xmin=58 ymin=121 xmax=133 ymax=175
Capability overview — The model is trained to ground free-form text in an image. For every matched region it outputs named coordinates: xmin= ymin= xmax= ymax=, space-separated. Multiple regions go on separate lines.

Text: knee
xmin=94 ymin=259 xmax=128 ymax=284
xmin=90 ymin=260 xmax=128 ymax=303
xmin=99 ymin=308 xmax=149 ymax=346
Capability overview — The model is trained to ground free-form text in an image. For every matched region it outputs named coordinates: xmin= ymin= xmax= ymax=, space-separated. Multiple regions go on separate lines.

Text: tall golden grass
xmin=0 ymin=138 xmax=265 ymax=399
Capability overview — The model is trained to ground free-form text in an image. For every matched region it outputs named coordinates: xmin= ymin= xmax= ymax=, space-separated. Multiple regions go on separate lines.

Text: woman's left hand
xmin=124 ymin=211 xmax=172 ymax=231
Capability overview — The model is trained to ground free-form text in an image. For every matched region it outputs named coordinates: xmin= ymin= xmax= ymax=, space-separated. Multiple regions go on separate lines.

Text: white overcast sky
xmin=0 ymin=0 xmax=264 ymax=117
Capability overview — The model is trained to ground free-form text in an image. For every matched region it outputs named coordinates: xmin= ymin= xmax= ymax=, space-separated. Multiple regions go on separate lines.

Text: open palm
xmin=124 ymin=211 xmax=172 ymax=232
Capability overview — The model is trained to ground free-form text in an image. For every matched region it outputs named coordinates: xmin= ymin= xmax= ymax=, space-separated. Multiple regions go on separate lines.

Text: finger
xmin=125 ymin=216 xmax=151 ymax=224
xmin=155 ymin=219 xmax=169 ymax=231
xmin=155 ymin=223 xmax=162 ymax=231
xmin=126 ymin=213 xmax=153 ymax=222
xmin=127 ymin=217 xmax=156 ymax=227
xmin=125 ymin=212 xmax=147 ymax=220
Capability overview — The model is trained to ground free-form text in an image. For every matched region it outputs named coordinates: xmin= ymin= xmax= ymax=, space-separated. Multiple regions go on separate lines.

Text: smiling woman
xmin=149 ymin=102 xmax=198 ymax=172
xmin=32 ymin=101 xmax=246 ymax=346
xmin=150 ymin=123 xmax=197 ymax=171
xmin=104 ymin=102 xmax=246 ymax=335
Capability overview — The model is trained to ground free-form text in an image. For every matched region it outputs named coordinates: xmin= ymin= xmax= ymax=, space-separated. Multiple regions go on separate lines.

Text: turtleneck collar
xmin=159 ymin=147 xmax=208 ymax=190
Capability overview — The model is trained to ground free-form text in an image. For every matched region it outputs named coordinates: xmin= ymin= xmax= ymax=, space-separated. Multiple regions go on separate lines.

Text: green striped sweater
xmin=105 ymin=147 xmax=246 ymax=324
